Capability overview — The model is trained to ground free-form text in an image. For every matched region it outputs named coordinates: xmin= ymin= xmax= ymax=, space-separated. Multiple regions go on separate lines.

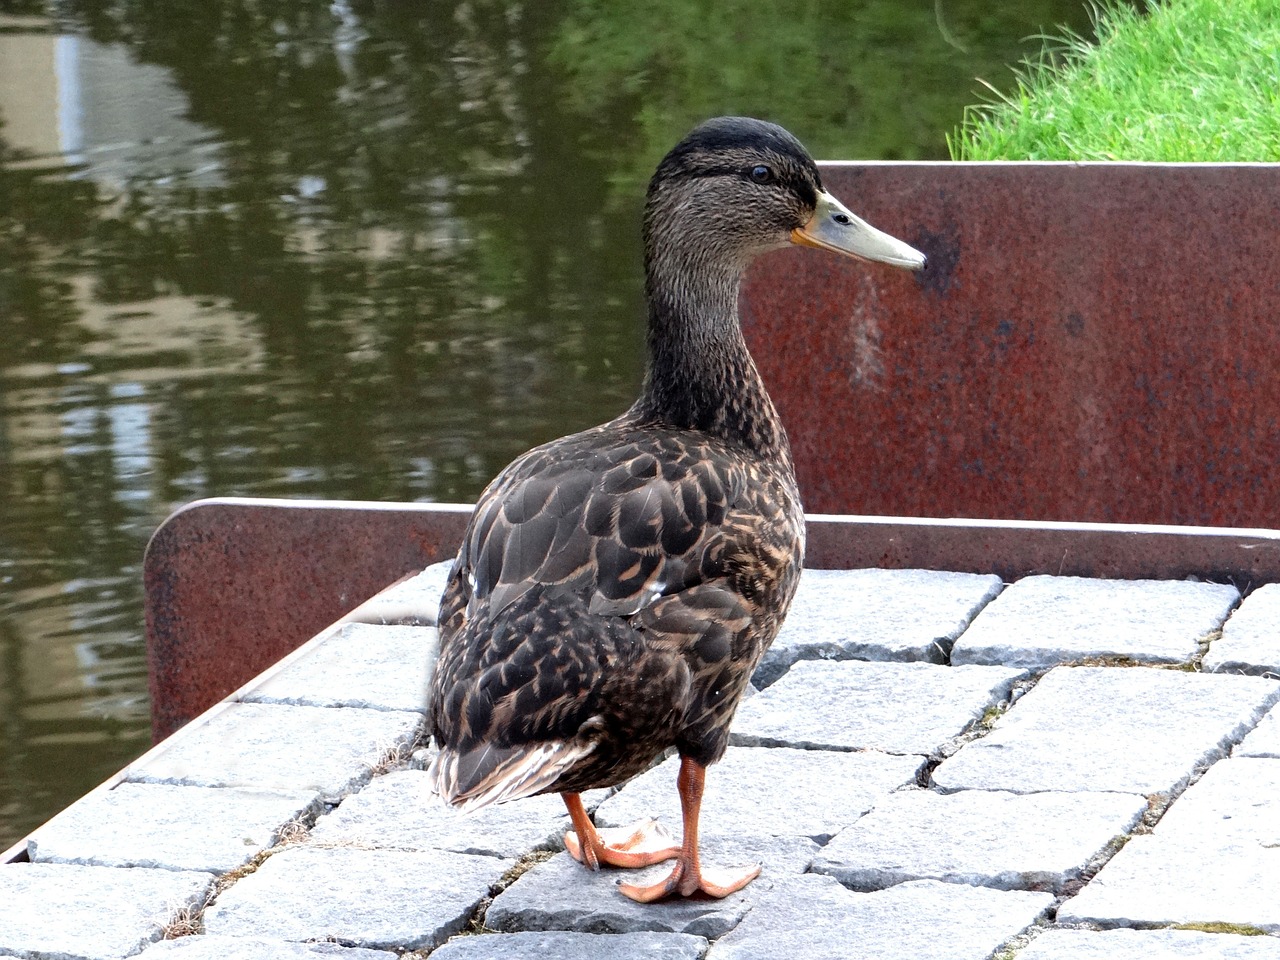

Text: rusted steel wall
xmin=144 ymin=498 xmax=469 ymax=741
xmin=743 ymin=162 xmax=1280 ymax=528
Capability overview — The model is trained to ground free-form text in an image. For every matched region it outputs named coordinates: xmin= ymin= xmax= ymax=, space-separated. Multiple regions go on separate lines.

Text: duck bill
xmin=790 ymin=190 xmax=926 ymax=270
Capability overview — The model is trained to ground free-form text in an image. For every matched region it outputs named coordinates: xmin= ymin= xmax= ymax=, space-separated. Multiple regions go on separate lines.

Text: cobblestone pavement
xmin=4 ymin=564 xmax=1280 ymax=959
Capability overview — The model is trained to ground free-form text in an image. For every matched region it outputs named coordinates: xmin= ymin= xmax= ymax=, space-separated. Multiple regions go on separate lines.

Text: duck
xmin=427 ymin=116 xmax=925 ymax=902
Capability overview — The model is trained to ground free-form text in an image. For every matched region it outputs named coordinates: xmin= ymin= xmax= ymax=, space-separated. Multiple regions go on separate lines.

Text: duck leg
xmin=562 ymin=792 xmax=680 ymax=870
xmin=617 ymin=755 xmax=761 ymax=903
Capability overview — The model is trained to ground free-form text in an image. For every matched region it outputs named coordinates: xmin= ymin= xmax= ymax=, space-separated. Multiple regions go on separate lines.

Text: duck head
xmin=644 ymin=116 xmax=926 ymax=276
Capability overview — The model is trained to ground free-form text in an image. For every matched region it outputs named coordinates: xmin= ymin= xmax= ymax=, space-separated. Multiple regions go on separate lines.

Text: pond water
xmin=0 ymin=0 xmax=1103 ymax=851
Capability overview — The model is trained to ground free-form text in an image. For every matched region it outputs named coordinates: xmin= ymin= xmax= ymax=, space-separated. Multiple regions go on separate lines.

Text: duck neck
xmin=633 ymin=252 xmax=791 ymax=463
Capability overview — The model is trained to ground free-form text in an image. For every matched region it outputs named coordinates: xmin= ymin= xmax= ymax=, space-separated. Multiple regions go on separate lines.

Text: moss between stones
xmin=1172 ymin=921 xmax=1270 ymax=936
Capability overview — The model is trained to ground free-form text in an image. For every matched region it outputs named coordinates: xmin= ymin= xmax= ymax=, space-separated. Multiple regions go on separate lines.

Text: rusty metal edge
xmin=145 ymin=496 xmax=1280 ymax=581
xmin=818 ymin=159 xmax=1280 ymax=169
xmin=805 ymin=513 xmax=1280 ymax=586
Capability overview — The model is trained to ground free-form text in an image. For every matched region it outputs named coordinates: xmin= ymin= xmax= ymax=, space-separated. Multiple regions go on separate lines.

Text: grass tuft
xmin=950 ymin=0 xmax=1280 ymax=160
xmin=159 ymin=903 xmax=203 ymax=940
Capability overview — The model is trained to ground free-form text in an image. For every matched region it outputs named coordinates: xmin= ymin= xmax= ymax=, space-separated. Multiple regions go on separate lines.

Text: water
xmin=0 ymin=0 xmax=1104 ymax=851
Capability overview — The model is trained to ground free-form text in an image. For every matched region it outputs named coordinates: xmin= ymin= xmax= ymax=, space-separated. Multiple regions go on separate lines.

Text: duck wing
xmin=440 ymin=426 xmax=741 ymax=628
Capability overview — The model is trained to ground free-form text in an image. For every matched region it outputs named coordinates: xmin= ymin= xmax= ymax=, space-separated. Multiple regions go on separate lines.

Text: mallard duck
xmin=428 ymin=116 xmax=925 ymax=902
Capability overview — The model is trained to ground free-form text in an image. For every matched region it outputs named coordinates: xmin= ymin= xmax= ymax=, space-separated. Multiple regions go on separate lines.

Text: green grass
xmin=949 ymin=0 xmax=1280 ymax=160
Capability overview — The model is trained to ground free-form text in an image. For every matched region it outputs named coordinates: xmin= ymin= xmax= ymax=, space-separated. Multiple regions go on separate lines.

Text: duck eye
xmin=749 ymin=165 xmax=774 ymax=184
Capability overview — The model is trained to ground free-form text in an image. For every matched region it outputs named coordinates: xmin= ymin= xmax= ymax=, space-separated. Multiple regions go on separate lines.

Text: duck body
xmin=428 ymin=116 xmax=924 ymax=901
xmin=430 ymin=410 xmax=803 ymax=805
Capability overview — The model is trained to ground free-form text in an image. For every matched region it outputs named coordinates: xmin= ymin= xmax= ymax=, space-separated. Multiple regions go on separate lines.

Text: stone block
xmin=137 ymin=936 xmax=397 ymax=958
xmin=1057 ymin=758 xmax=1280 ymax=932
xmin=812 ymin=788 xmax=1145 ymax=892
xmin=130 ymin=702 xmax=422 ymax=801
xmin=354 ymin=560 xmax=454 ymax=626
xmin=1152 ymin=758 xmax=1280 ymax=837
xmin=1016 ymin=928 xmax=1280 ymax=959
xmin=485 ymin=836 xmax=816 ymax=939
xmin=1205 ymin=583 xmax=1280 ymax=675
xmin=27 ymin=782 xmax=318 ymax=875
xmin=244 ymin=623 xmax=434 ymax=714
xmin=203 ymin=845 xmax=509 ymax=952
xmin=951 ymin=575 xmax=1239 ymax=669
xmin=933 ymin=666 xmax=1280 ymax=796
xmin=705 ymin=875 xmax=1052 ymax=960
xmin=754 ymin=568 xmax=1003 ymax=685
xmin=732 ymin=659 xmax=1024 ymax=755
xmin=593 ymin=747 xmax=922 ymax=844
xmin=1237 ymin=707 xmax=1280 ymax=758
xmin=0 ymin=862 xmax=212 ymax=960
xmin=311 ymin=769 xmax=605 ymax=859
xmin=430 ymin=931 xmax=709 ymax=959
xmin=1057 ymin=834 xmax=1280 ymax=933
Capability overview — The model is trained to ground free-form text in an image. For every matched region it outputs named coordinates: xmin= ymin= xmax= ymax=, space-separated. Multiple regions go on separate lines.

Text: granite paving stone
xmin=1237 ymin=706 xmax=1280 ymax=758
xmin=485 ymin=836 xmax=817 ymax=939
xmin=705 ymin=875 xmax=1053 ymax=960
xmin=732 ymin=659 xmax=1025 ymax=755
xmin=1015 ymin=928 xmax=1280 ymax=959
xmin=1057 ymin=833 xmax=1280 ymax=933
xmin=430 ymin=931 xmax=709 ymax=960
xmin=352 ymin=560 xmax=453 ymax=626
xmin=0 ymin=862 xmax=213 ymax=960
xmin=243 ymin=623 xmax=434 ymax=713
xmin=311 ymin=769 xmax=607 ymax=859
xmin=933 ymin=666 xmax=1280 ymax=796
xmin=1205 ymin=583 xmax=1280 ymax=676
xmin=137 ymin=936 xmax=397 ymax=958
xmin=27 ymin=782 xmax=319 ymax=874
xmin=1151 ymin=757 xmax=1280 ymax=836
xmin=593 ymin=746 xmax=923 ymax=843
xmin=1057 ymin=758 xmax=1280 ymax=932
xmin=130 ymin=702 xmax=423 ymax=800
xmin=203 ymin=845 xmax=509 ymax=951
xmin=812 ymin=788 xmax=1146 ymax=892
xmin=951 ymin=574 xmax=1240 ymax=669
xmin=753 ymin=568 xmax=1003 ymax=685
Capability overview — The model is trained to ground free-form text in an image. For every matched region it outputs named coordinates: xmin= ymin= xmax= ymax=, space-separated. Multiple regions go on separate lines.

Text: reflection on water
xmin=0 ymin=0 xmax=1104 ymax=850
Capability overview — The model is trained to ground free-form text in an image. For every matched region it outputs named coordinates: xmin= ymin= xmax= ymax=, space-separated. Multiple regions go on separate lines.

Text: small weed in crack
xmin=160 ymin=903 xmax=203 ymax=940
xmin=456 ymin=848 xmax=559 ymax=937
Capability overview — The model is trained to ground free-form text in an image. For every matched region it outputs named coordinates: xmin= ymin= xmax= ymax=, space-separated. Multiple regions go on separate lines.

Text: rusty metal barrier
xmin=743 ymin=161 xmax=1280 ymax=528
xmin=144 ymin=498 xmax=469 ymax=741
xmin=145 ymin=499 xmax=1280 ymax=742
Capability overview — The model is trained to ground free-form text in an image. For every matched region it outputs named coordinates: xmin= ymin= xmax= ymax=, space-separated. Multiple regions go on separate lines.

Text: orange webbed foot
xmin=618 ymin=856 xmax=761 ymax=903
xmin=564 ymin=817 xmax=681 ymax=870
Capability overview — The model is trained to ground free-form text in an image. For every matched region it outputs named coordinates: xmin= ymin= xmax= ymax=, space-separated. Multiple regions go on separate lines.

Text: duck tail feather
xmin=428 ymin=739 xmax=596 ymax=814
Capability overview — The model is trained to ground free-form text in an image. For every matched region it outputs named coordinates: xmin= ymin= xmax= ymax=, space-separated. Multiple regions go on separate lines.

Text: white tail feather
xmin=429 ymin=739 xmax=596 ymax=814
